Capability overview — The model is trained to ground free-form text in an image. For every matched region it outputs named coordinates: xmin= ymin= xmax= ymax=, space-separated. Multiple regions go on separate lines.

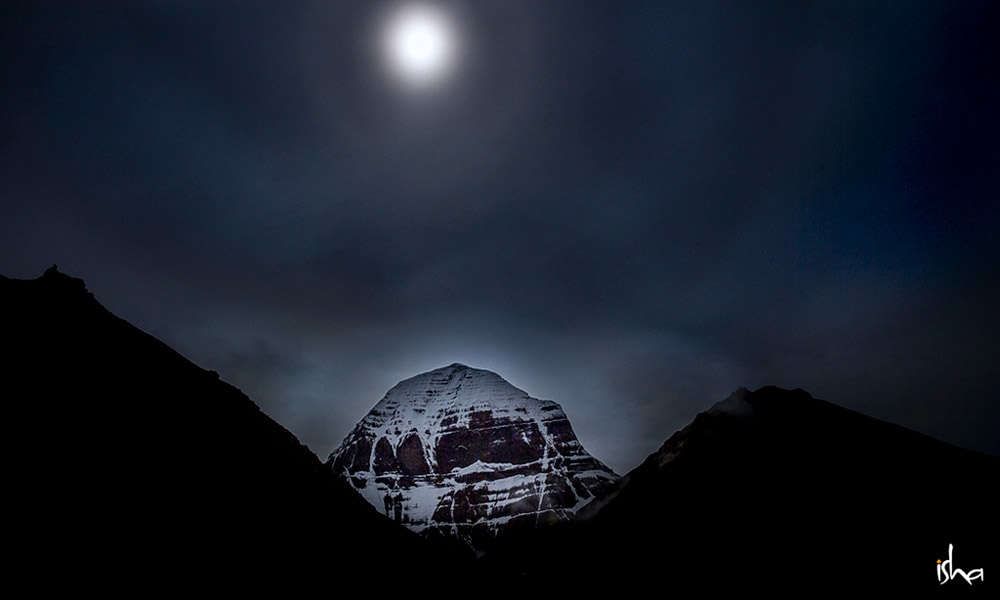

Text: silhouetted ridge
xmin=1 ymin=268 xmax=470 ymax=590
xmin=485 ymin=386 xmax=1000 ymax=593
xmin=5 ymin=266 xmax=997 ymax=592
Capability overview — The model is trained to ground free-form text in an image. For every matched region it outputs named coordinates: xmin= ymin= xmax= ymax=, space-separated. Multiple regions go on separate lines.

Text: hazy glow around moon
xmin=382 ymin=4 xmax=457 ymax=88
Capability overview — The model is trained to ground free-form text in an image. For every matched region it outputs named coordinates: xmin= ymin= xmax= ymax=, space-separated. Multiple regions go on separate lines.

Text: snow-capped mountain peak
xmin=328 ymin=363 xmax=618 ymax=550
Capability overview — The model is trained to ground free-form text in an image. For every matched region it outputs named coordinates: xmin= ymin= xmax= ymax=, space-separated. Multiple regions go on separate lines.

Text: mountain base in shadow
xmin=5 ymin=267 xmax=996 ymax=594
xmin=482 ymin=387 xmax=999 ymax=593
xmin=2 ymin=267 xmax=471 ymax=590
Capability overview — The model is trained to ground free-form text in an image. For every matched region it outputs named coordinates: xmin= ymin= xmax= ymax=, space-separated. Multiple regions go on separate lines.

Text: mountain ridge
xmin=1 ymin=266 xmax=472 ymax=589
xmin=5 ymin=266 xmax=997 ymax=592
xmin=484 ymin=385 xmax=1000 ymax=592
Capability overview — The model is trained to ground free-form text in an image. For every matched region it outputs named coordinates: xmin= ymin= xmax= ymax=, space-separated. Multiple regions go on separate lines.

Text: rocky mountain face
xmin=329 ymin=363 xmax=618 ymax=550
xmin=1 ymin=267 xmax=471 ymax=590
xmin=484 ymin=386 xmax=1000 ymax=593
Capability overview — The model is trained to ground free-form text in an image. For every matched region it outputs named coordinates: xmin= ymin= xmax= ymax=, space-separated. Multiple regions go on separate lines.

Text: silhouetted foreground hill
xmin=5 ymin=267 xmax=996 ymax=593
xmin=2 ymin=267 xmax=469 ymax=589
xmin=485 ymin=387 xmax=1000 ymax=593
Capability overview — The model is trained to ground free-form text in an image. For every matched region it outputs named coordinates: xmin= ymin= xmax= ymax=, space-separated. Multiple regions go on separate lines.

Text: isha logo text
xmin=937 ymin=544 xmax=984 ymax=585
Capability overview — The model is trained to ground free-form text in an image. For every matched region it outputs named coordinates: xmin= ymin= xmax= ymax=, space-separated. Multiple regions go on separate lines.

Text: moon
xmin=382 ymin=4 xmax=457 ymax=88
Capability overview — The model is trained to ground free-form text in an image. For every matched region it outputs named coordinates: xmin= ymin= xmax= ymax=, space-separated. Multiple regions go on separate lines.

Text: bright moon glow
xmin=383 ymin=4 xmax=456 ymax=88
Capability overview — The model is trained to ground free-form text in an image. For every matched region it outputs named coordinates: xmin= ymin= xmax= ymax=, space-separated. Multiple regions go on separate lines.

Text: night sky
xmin=3 ymin=1 xmax=998 ymax=472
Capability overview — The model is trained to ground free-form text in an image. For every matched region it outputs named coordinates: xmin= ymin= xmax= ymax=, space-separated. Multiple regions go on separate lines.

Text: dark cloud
xmin=3 ymin=1 xmax=998 ymax=472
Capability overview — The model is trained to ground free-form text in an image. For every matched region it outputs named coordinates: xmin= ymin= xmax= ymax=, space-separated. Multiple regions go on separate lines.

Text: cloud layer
xmin=3 ymin=1 xmax=998 ymax=471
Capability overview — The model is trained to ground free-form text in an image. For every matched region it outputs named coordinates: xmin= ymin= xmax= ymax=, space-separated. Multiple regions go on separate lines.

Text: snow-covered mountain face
xmin=328 ymin=363 xmax=619 ymax=550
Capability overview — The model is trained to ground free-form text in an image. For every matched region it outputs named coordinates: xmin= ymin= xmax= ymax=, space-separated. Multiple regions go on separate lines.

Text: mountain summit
xmin=328 ymin=363 xmax=618 ymax=550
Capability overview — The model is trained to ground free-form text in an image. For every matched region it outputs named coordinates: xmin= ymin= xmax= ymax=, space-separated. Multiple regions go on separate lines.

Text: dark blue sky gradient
xmin=2 ymin=1 xmax=997 ymax=471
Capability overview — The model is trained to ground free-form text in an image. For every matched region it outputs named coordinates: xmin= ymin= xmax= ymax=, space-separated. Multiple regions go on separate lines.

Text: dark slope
xmin=2 ymin=267 xmax=469 ymax=589
xmin=484 ymin=387 xmax=999 ymax=593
